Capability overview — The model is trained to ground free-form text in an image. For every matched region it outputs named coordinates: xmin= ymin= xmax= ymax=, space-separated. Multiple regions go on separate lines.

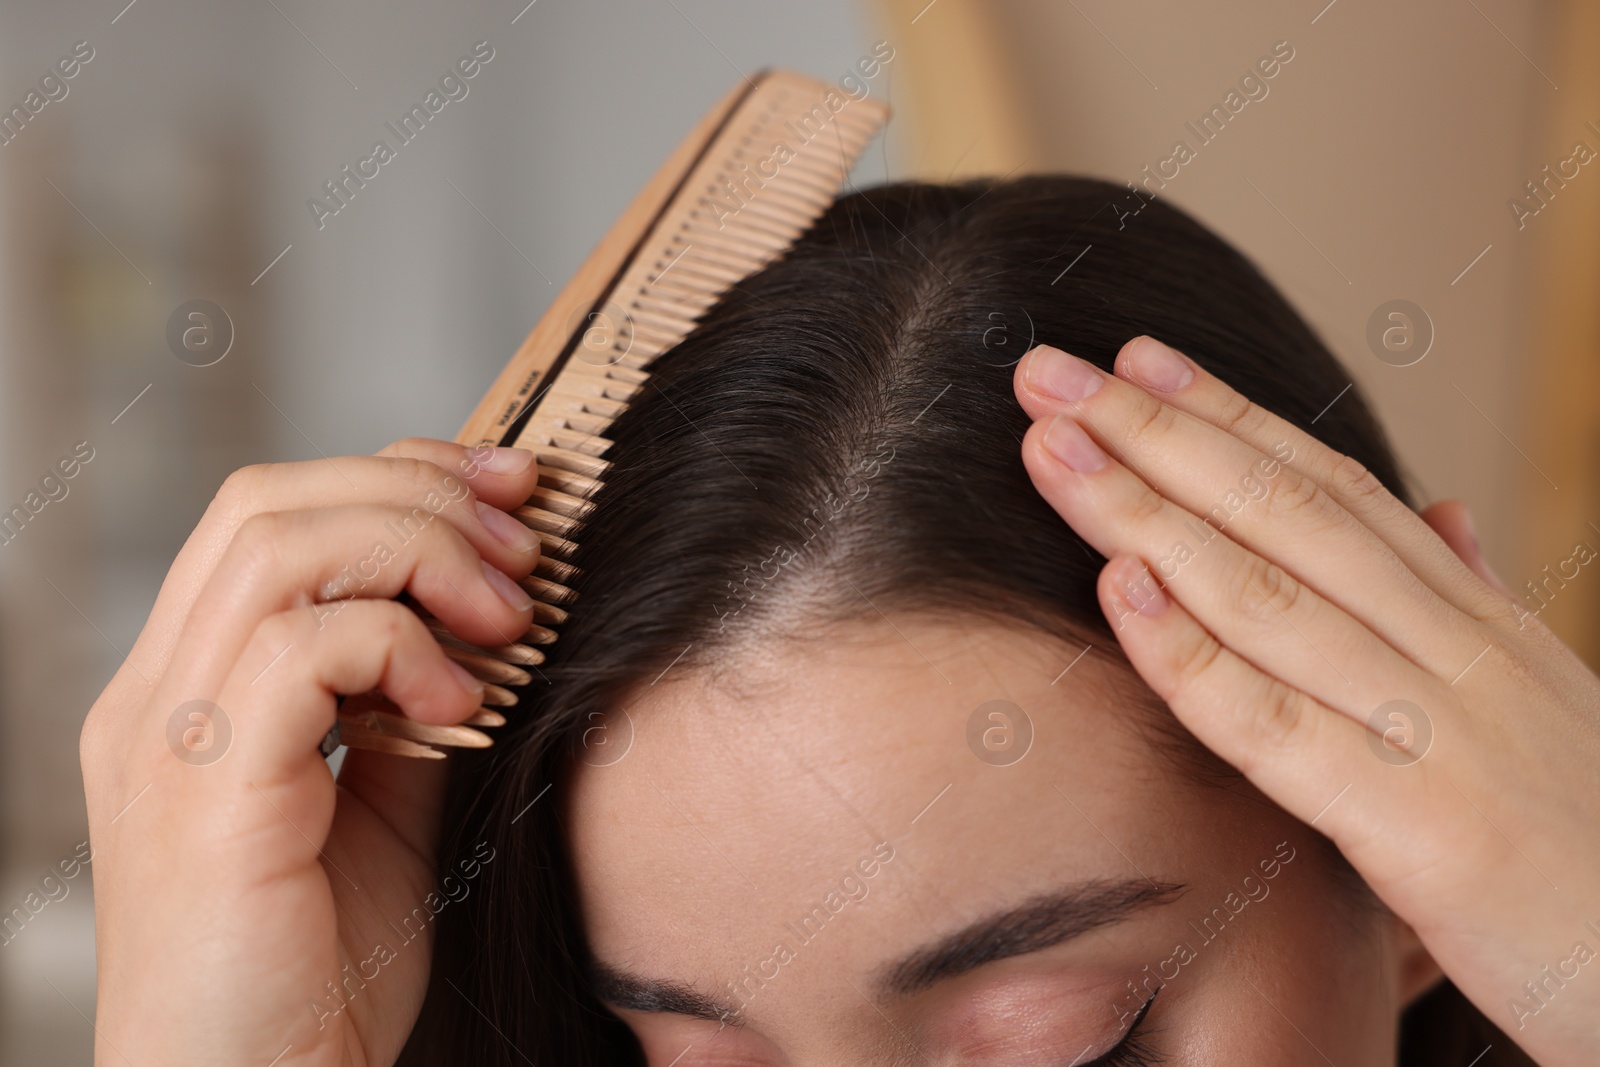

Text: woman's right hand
xmin=81 ymin=438 xmax=542 ymax=1067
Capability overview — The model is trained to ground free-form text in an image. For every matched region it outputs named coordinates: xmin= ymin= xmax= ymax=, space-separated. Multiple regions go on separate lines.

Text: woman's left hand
xmin=1014 ymin=336 xmax=1600 ymax=1067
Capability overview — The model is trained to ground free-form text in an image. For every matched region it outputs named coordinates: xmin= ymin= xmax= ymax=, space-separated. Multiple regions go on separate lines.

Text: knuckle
xmin=1262 ymin=466 xmax=1335 ymax=524
xmin=1233 ymin=554 xmax=1303 ymax=624
xmin=1169 ymin=624 xmax=1226 ymax=696
xmin=388 ymin=456 xmax=470 ymax=505
xmin=1327 ymin=453 xmax=1387 ymax=508
xmin=1243 ymin=681 xmax=1305 ymax=751
xmin=1124 ymin=483 xmax=1168 ymax=526
xmin=216 ymin=463 xmax=271 ymax=508
xmin=324 ymin=599 xmax=424 ymax=654
xmin=1211 ymin=389 xmax=1267 ymax=440
xmin=1483 ymin=639 xmax=1547 ymax=696
xmin=396 ymin=500 xmax=453 ymax=542
xmin=364 ymin=599 xmax=411 ymax=643
xmin=380 ymin=503 xmax=471 ymax=568
xmin=377 ymin=436 xmax=436 ymax=458
xmin=383 ymin=456 xmax=435 ymax=487
xmin=1119 ymin=393 xmax=1179 ymax=448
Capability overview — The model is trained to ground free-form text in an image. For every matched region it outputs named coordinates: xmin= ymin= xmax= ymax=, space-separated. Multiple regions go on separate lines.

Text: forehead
xmin=566 ymin=615 xmax=1254 ymax=1025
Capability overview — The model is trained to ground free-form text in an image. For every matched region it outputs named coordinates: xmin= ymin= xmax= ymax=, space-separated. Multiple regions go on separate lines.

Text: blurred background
xmin=1 ymin=0 xmax=1596 ymax=1061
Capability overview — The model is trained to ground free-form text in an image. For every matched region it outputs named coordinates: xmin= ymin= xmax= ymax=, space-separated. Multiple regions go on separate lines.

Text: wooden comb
xmin=331 ymin=70 xmax=890 ymax=759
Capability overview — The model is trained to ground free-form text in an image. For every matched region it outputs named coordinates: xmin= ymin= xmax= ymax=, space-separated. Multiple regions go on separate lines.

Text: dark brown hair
xmin=400 ymin=175 xmax=1529 ymax=1065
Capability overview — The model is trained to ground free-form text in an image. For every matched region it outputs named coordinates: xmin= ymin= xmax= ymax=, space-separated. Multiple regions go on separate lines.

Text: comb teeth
xmin=340 ymin=72 xmax=888 ymax=758
xmin=336 ymin=693 xmax=493 ymax=757
xmin=424 ymin=616 xmax=548 ymax=667
xmin=525 ymin=486 xmax=594 ymax=519
xmin=534 ymin=554 xmax=581 ymax=585
xmin=533 ymin=446 xmax=611 ymax=479
xmin=441 ymin=645 xmax=535 ymax=687
xmin=481 ymin=682 xmax=519 ymax=707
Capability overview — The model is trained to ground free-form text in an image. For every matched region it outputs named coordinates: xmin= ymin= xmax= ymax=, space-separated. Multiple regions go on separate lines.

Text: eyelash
xmin=1081 ymin=988 xmax=1162 ymax=1067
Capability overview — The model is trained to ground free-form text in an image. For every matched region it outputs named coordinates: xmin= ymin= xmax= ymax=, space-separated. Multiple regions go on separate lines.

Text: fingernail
xmin=1118 ymin=559 xmax=1169 ymax=618
xmin=466 ymin=446 xmax=535 ymax=475
xmin=1123 ymin=336 xmax=1195 ymax=393
xmin=1042 ymin=415 xmax=1108 ymax=472
xmin=476 ymin=500 xmax=540 ymax=554
xmin=1025 ymin=345 xmax=1104 ymax=403
xmin=446 ymin=657 xmax=485 ymax=697
xmin=482 ymin=559 xmax=535 ymax=612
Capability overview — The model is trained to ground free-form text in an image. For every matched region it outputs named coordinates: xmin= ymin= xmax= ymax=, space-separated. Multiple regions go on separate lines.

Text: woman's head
xmin=405 ymin=177 xmax=1504 ymax=1064
xmin=568 ymin=613 xmax=1411 ymax=1064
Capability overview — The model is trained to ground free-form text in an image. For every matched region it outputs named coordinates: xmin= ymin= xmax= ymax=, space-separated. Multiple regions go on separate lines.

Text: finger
xmin=150 ymin=601 xmax=479 ymax=883
xmin=1418 ymin=500 xmax=1514 ymax=598
xmin=1100 ymin=336 xmax=1507 ymax=626
xmin=1095 ymin=555 xmax=1414 ymax=847
xmin=217 ymin=600 xmax=485 ymax=780
xmin=1014 ymin=342 xmax=1482 ymax=679
xmin=1020 ymin=411 xmax=1442 ymax=722
xmin=228 ymin=447 xmax=544 ymax=579
xmin=375 ymin=438 xmax=542 ymax=512
xmin=126 ymin=441 xmax=541 ymax=683
xmin=156 ymin=503 xmax=535 ymax=732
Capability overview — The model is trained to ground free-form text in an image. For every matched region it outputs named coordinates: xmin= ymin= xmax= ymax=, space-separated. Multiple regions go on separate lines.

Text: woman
xmin=82 ymin=178 xmax=1599 ymax=1065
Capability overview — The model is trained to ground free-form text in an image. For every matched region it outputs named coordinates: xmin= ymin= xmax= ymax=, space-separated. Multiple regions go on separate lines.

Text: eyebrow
xmin=590 ymin=877 xmax=1185 ymax=1022
xmin=878 ymin=877 xmax=1186 ymax=997
xmin=589 ymin=963 xmax=742 ymax=1026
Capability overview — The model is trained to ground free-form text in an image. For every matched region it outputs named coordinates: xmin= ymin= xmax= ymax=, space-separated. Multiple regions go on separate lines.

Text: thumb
xmin=1418 ymin=499 xmax=1513 ymax=598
